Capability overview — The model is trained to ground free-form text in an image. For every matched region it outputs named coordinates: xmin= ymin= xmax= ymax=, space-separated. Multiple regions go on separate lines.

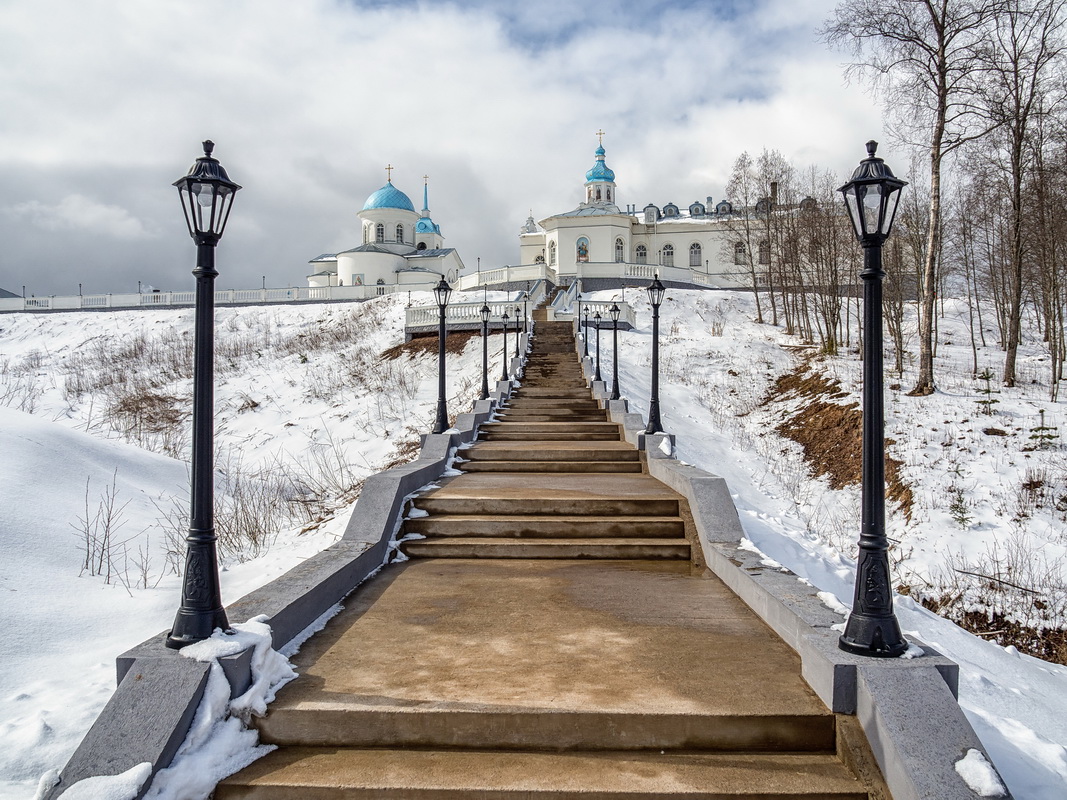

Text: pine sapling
xmin=975 ymin=368 xmax=1000 ymax=416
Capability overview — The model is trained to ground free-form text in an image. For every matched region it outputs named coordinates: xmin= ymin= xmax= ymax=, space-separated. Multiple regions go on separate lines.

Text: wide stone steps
xmin=403 ymin=536 xmax=690 ymax=559
xmin=459 ymin=460 xmax=642 ymax=474
xmin=462 ymin=444 xmax=638 ymax=462
xmin=412 ymin=493 xmax=680 ymax=518
xmin=404 ymin=514 xmax=684 ymax=538
xmin=216 ymin=749 xmax=867 ymax=799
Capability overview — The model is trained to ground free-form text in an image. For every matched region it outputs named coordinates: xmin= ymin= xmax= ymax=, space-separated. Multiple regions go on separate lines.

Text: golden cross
xmin=386 ymin=164 xmax=394 ymax=181
xmin=596 ymin=129 xmax=606 ymax=146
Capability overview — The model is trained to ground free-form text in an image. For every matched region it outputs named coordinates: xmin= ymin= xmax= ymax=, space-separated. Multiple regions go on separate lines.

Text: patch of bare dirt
xmin=381 ymin=330 xmax=479 ymax=360
xmin=763 ymin=356 xmax=914 ymax=519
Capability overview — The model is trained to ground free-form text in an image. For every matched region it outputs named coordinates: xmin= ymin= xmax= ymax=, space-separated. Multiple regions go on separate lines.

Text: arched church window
xmin=689 ymin=243 xmax=702 ymax=267
xmin=606 ymin=188 xmax=612 ymax=202
xmin=758 ymin=240 xmax=770 ymax=265
xmin=396 ymin=224 xmax=404 ymax=243
xmin=417 ymin=242 xmax=427 ymax=251
xmin=689 ymin=203 xmax=705 ymax=217
xmin=718 ymin=201 xmax=733 ymax=215
xmin=643 ymin=204 xmax=659 ymax=224
xmin=662 ymin=243 xmax=674 ymax=267
xmin=376 ymin=277 xmax=386 ymax=297
xmin=596 ymin=188 xmax=602 ymax=201
xmin=548 ymin=241 xmax=557 ymax=265
xmin=615 ymin=238 xmax=624 ymax=263
xmin=375 ymin=223 xmax=384 ymax=243
xmin=535 ymin=254 xmax=545 ymax=264
xmin=636 ymin=244 xmax=647 ymax=264
xmin=363 ymin=224 xmax=370 ymax=244
xmin=734 ymin=242 xmax=746 ymax=265
xmin=663 ymin=203 xmax=679 ymax=218
xmin=576 ymin=237 xmax=590 ymax=263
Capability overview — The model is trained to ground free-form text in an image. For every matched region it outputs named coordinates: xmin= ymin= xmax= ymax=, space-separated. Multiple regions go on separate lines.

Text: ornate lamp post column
xmin=609 ymin=303 xmax=621 ymax=400
xmin=479 ymin=303 xmax=491 ymax=400
xmin=514 ymin=305 xmax=522 ymax=358
xmin=645 ymin=277 xmax=665 ymax=434
xmin=582 ymin=308 xmax=590 ymax=358
xmin=167 ymin=141 xmax=241 ymax=649
xmin=594 ymin=311 xmax=603 ymax=381
xmin=432 ymin=277 xmax=452 ymax=434
xmin=501 ymin=311 xmax=511 ymax=381
xmin=576 ymin=291 xmax=583 ymax=344
xmin=520 ymin=291 xmax=529 ymax=334
xmin=837 ymin=141 xmax=908 ymax=658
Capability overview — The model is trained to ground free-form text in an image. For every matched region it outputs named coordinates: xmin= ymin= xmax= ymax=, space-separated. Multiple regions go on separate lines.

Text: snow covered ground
xmin=1 ymin=289 xmax=1065 ymax=799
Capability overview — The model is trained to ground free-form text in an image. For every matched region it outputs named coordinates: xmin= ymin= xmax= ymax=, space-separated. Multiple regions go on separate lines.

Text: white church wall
xmin=337 ymin=250 xmax=406 ymax=287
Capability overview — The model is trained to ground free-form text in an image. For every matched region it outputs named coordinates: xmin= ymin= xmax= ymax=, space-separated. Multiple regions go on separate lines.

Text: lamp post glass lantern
xmin=609 ymin=303 xmax=621 ymax=400
xmin=594 ymin=312 xmax=603 ymax=382
xmin=167 ymin=141 xmax=241 ymax=650
xmin=480 ymin=304 xmax=491 ymax=400
xmin=432 ymin=278 xmax=452 ymax=434
xmin=837 ymin=141 xmax=908 ymax=658
xmin=501 ymin=311 xmax=510 ymax=381
xmin=645 ymin=277 xmax=665 ymax=434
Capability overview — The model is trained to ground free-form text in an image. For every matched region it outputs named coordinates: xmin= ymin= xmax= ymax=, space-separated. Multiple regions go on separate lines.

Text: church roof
xmin=337 ymin=243 xmax=404 ymax=255
xmin=0 ymin=287 xmax=19 ymax=299
xmin=555 ymin=205 xmax=623 ymax=218
xmin=363 ymin=181 xmax=416 ymax=212
xmin=416 ymin=216 xmax=441 ymax=234
xmin=308 ymin=253 xmax=338 ymax=263
xmin=404 ymin=248 xmax=455 ymax=260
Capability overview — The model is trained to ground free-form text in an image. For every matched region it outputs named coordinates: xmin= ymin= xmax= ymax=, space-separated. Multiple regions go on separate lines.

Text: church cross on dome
xmin=596 ymin=129 xmax=606 ymax=146
xmin=385 ymin=164 xmax=394 ymax=182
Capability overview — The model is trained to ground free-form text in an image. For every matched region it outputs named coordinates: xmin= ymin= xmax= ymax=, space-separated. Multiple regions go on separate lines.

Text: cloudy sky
xmin=0 ymin=0 xmax=889 ymax=297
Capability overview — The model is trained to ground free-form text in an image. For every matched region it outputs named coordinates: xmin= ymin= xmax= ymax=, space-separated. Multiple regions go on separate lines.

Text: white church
xmin=307 ymin=170 xmax=465 ymax=290
xmin=307 ymin=137 xmax=761 ymax=294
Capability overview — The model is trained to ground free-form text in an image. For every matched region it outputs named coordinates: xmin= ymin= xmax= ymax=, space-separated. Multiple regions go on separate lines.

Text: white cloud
xmin=4 ymin=195 xmax=156 ymax=240
xmin=0 ymin=0 xmax=888 ymax=294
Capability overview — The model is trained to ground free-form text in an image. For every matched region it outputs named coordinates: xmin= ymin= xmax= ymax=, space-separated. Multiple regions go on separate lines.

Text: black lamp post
xmin=576 ymin=291 xmax=583 ymax=344
xmin=432 ymin=277 xmax=452 ymax=434
xmin=609 ymin=303 xmax=621 ymax=400
xmin=520 ymin=291 xmax=529 ymax=334
xmin=837 ymin=140 xmax=908 ymax=658
xmin=594 ymin=311 xmax=603 ymax=382
xmin=582 ymin=307 xmax=590 ymax=358
xmin=514 ymin=305 xmax=522 ymax=358
xmin=167 ymin=140 xmax=241 ymax=650
xmin=501 ymin=311 xmax=510 ymax=381
xmin=479 ymin=303 xmax=491 ymax=400
xmin=645 ymin=276 xmax=665 ymax=434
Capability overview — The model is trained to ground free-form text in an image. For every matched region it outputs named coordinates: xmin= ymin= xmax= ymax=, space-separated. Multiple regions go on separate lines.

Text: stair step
xmin=402 ymin=536 xmax=690 ymax=559
xmin=404 ymin=515 xmax=684 ymax=538
xmin=480 ymin=432 xmax=621 ymax=442
xmin=217 ymin=749 xmax=866 ymax=799
xmin=460 ymin=461 xmax=643 ymax=473
xmin=413 ymin=496 xmax=680 ymax=517
xmin=480 ymin=422 xmax=619 ymax=432
xmin=463 ymin=445 xmax=639 ymax=462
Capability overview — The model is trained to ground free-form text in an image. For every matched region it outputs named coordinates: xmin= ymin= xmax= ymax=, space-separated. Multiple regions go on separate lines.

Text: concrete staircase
xmin=217 ymin=319 xmax=881 ymax=799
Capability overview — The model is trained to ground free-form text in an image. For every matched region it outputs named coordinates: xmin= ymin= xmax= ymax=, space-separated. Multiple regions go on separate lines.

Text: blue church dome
xmin=363 ymin=182 xmax=416 ymax=212
xmin=585 ymin=146 xmax=615 ymax=183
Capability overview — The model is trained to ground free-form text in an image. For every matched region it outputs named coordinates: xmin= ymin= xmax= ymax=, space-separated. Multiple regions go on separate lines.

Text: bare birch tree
xmin=823 ymin=0 xmax=1001 ymax=395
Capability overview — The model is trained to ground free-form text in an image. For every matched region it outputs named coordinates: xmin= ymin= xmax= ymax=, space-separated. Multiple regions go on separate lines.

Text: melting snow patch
xmin=53 ymin=762 xmax=152 ymax=800
xmin=954 ymin=749 xmax=1007 ymax=797
xmin=899 ymin=642 xmax=926 ymax=659
xmin=406 ymin=507 xmax=429 ymax=518
xmin=817 ymin=591 xmax=850 ymax=617
xmin=658 ymin=436 xmax=673 ymax=457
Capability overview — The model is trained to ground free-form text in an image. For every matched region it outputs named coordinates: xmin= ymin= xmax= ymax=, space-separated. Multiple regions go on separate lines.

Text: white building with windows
xmin=516 ymin=139 xmax=753 ymax=289
xmin=307 ymin=174 xmax=465 ymax=291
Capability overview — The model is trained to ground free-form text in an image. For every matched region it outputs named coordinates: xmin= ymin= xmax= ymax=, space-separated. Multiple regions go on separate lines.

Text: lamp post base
xmin=839 ymin=614 xmax=907 ymax=658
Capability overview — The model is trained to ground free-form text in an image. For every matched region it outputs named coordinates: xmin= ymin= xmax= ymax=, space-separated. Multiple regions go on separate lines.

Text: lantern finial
xmin=203 ymin=140 xmax=215 ymax=158
xmin=866 ymin=140 xmax=878 ymax=158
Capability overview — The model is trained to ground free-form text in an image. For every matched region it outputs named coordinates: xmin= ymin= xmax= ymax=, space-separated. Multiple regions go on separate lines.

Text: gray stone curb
xmin=49 ymin=332 xmax=530 ymax=800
